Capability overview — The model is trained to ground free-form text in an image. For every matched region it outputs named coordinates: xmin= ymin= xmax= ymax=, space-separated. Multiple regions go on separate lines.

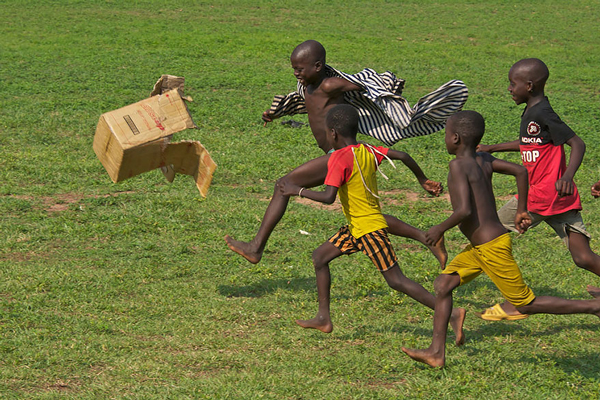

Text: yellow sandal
xmin=476 ymin=303 xmax=529 ymax=321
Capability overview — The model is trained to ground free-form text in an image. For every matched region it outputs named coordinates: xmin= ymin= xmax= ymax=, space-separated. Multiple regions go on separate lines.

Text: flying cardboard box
xmin=93 ymin=86 xmax=216 ymax=196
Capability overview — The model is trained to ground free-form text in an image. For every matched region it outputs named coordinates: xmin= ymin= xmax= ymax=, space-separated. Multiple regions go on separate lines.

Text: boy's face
xmin=507 ymin=67 xmax=531 ymax=105
xmin=290 ymin=54 xmax=321 ymax=86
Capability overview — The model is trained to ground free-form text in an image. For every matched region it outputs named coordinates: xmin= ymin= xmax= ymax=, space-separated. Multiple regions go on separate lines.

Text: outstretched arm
xmin=556 ymin=134 xmax=585 ymax=197
xmin=262 ymin=92 xmax=307 ymax=126
xmin=424 ymin=161 xmax=471 ymax=245
xmin=320 ymin=77 xmax=363 ymax=96
xmin=490 ymin=155 xmax=531 ymax=233
xmin=278 ymin=180 xmax=338 ymax=205
xmin=477 ymin=140 xmax=520 ymax=153
xmin=385 ymin=149 xmax=442 ymax=196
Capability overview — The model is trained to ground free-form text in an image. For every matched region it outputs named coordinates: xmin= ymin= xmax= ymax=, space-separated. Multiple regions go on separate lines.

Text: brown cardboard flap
xmin=164 ymin=141 xmax=217 ymax=197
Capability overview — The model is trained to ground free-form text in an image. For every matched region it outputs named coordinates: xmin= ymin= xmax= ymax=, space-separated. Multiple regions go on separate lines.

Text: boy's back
xmin=326 ymin=143 xmax=388 ymax=238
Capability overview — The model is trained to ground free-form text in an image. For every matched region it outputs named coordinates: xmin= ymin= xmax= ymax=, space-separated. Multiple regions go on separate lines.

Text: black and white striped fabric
xmin=268 ymin=65 xmax=468 ymax=146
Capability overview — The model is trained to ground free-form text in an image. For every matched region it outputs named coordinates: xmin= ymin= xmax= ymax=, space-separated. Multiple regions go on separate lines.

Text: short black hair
xmin=326 ymin=104 xmax=359 ymax=138
xmin=448 ymin=110 xmax=485 ymax=147
xmin=511 ymin=58 xmax=549 ymax=87
xmin=291 ymin=40 xmax=326 ymax=64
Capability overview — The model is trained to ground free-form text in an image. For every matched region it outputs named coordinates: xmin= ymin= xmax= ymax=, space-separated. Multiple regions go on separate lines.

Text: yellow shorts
xmin=443 ymin=233 xmax=535 ymax=307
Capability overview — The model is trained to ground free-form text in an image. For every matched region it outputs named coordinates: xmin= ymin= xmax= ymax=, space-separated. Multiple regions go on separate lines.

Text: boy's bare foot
xmin=224 ymin=235 xmax=262 ymax=264
xmin=401 ymin=347 xmax=445 ymax=368
xmin=449 ymin=308 xmax=467 ymax=346
xmin=295 ymin=316 xmax=333 ymax=333
xmin=587 ymin=285 xmax=600 ymax=299
xmin=428 ymin=236 xmax=448 ymax=270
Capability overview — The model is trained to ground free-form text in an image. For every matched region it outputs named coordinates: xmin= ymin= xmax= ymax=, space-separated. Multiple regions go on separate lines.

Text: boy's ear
xmin=315 ymin=60 xmax=323 ymax=71
xmin=526 ymin=80 xmax=534 ymax=93
xmin=451 ymin=132 xmax=460 ymax=144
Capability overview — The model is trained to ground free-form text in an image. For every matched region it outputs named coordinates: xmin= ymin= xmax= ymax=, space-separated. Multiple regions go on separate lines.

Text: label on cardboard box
xmin=100 ymin=88 xmax=196 ymax=150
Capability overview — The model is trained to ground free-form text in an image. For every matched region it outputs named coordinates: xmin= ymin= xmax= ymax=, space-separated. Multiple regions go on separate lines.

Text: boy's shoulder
xmin=524 ymin=96 xmax=554 ymax=118
xmin=449 ymin=154 xmax=480 ymax=174
xmin=475 ymin=151 xmax=496 ymax=164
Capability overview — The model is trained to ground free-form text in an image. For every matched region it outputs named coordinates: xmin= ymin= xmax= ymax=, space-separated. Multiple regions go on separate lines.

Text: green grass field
xmin=2 ymin=1 xmax=600 ymax=398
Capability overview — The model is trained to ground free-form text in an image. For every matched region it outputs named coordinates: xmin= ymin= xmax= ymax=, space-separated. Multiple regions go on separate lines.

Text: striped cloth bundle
xmin=267 ymin=65 xmax=468 ymax=146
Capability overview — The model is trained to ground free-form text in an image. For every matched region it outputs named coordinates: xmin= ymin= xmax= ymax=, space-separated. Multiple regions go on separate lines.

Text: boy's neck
xmin=455 ymin=145 xmax=477 ymax=159
xmin=334 ymin=138 xmax=359 ymax=150
xmin=306 ymin=71 xmax=328 ymax=89
xmin=525 ymin=92 xmax=545 ymax=109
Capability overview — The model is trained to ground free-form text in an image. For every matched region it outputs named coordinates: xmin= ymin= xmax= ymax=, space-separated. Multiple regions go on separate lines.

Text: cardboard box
xmin=93 ymin=86 xmax=217 ymax=197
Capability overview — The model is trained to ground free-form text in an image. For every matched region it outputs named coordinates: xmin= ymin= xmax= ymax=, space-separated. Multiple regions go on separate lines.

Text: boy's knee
xmin=275 ymin=176 xmax=287 ymax=188
xmin=433 ymin=274 xmax=458 ymax=296
xmin=312 ymin=248 xmax=328 ymax=267
xmin=570 ymin=249 xmax=596 ymax=269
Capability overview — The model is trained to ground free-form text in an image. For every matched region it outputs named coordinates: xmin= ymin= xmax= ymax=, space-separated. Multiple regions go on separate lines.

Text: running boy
xmin=278 ymin=104 xmax=466 ymax=338
xmin=401 ymin=110 xmax=600 ymax=368
xmin=477 ymin=58 xmax=600 ymax=320
xmin=225 ymin=40 xmax=467 ymax=266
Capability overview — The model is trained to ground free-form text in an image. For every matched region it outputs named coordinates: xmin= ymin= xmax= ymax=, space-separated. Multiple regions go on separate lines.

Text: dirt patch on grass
xmin=4 ymin=191 xmax=136 ymax=213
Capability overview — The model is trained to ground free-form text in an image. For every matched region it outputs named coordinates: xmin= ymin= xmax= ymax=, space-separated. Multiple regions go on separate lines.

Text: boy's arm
xmin=477 ymin=140 xmax=520 ymax=153
xmin=489 ymin=155 xmax=531 ymax=233
xmin=557 ymin=134 xmax=585 ymax=197
xmin=424 ymin=161 xmax=471 ymax=245
xmin=263 ymin=92 xmax=307 ymax=125
xmin=386 ymin=149 xmax=442 ymax=196
xmin=277 ymin=180 xmax=338 ymax=205
xmin=320 ymin=77 xmax=363 ymax=96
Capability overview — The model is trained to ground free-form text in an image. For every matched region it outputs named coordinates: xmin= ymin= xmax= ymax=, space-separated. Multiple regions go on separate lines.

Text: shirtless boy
xmin=225 ymin=40 xmax=467 ymax=266
xmin=401 ymin=110 xmax=600 ymax=368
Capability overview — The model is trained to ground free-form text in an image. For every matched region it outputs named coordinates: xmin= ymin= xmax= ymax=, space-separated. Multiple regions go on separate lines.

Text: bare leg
xmin=382 ymin=266 xmax=465 ymax=346
xmin=296 ymin=241 xmax=342 ymax=333
xmin=516 ymin=295 xmax=600 ymax=318
xmin=568 ymin=230 xmax=600 ymax=277
xmin=385 ymin=215 xmax=448 ymax=269
xmin=402 ymin=273 xmax=461 ymax=368
xmin=490 ymin=230 xmax=600 ymax=316
xmin=225 ymin=155 xmax=330 ymax=263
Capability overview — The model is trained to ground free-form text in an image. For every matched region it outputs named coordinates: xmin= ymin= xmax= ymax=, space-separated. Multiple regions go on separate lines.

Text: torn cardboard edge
xmin=93 ymin=75 xmax=217 ymax=197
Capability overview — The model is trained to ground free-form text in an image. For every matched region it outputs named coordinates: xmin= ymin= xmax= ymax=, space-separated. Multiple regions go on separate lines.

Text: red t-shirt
xmin=519 ymin=97 xmax=581 ymax=215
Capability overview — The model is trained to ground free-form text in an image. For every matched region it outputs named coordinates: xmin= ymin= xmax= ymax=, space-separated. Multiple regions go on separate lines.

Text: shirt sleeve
xmin=324 ymin=149 xmax=354 ymax=188
xmin=371 ymin=146 xmax=390 ymax=165
xmin=541 ymin=106 xmax=575 ymax=146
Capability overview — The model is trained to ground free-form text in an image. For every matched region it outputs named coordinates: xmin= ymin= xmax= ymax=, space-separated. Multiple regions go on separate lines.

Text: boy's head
xmin=326 ymin=104 xmax=359 ymax=147
xmin=508 ymin=58 xmax=549 ymax=105
xmin=290 ymin=40 xmax=326 ymax=86
xmin=445 ymin=110 xmax=485 ymax=153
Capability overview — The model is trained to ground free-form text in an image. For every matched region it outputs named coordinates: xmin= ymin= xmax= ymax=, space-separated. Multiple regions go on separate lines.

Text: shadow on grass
xmin=218 ymin=277 xmax=316 ymax=298
xmin=550 ymin=350 xmax=600 ymax=380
